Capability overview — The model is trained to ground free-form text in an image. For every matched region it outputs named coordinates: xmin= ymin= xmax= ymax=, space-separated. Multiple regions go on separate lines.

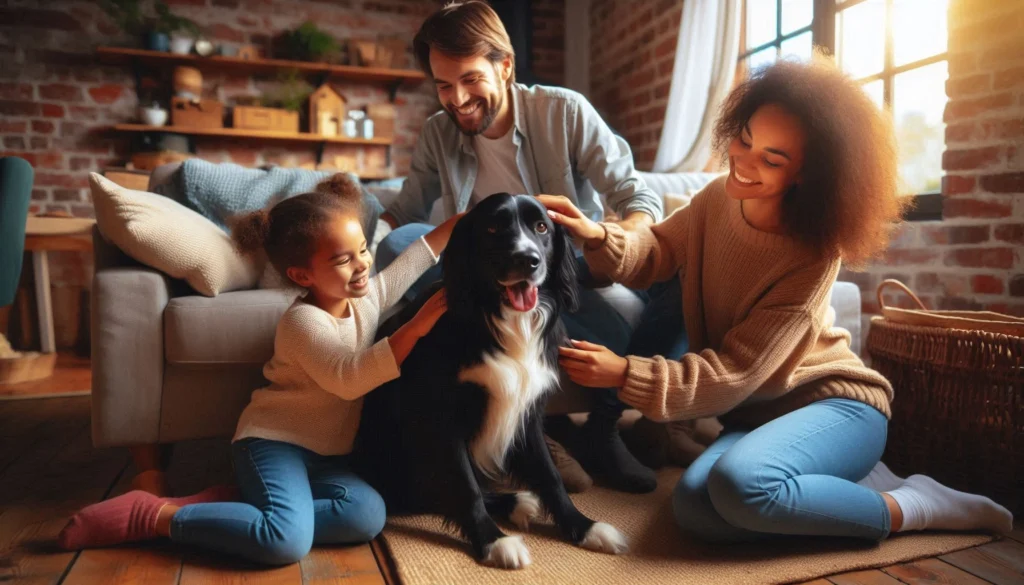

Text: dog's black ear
xmin=553 ymin=223 xmax=580 ymax=313
xmin=442 ymin=213 xmax=477 ymax=322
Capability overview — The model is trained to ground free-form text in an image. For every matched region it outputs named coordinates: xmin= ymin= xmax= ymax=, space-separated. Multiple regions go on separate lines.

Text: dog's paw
xmin=482 ymin=535 xmax=532 ymax=569
xmin=509 ymin=492 xmax=543 ymax=531
xmin=579 ymin=522 xmax=629 ymax=555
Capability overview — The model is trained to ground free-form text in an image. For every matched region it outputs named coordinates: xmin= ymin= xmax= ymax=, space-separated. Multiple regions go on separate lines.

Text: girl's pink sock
xmin=169 ymin=484 xmax=239 ymax=506
xmin=57 ymin=484 xmax=238 ymax=550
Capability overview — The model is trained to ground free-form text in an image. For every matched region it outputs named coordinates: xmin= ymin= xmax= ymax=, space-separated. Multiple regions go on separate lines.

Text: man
xmin=376 ymin=1 xmax=675 ymax=494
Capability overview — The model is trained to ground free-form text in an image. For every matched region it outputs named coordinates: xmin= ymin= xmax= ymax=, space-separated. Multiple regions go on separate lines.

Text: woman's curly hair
xmin=713 ymin=53 xmax=910 ymax=267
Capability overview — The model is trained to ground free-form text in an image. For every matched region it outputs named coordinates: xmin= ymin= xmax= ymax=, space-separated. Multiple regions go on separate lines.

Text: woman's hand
xmin=558 ymin=339 xmax=629 ymax=388
xmin=536 ymin=194 xmax=606 ymax=248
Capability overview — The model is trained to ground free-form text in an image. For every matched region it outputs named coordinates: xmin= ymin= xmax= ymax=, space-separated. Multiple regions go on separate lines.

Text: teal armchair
xmin=0 ymin=157 xmax=33 ymax=307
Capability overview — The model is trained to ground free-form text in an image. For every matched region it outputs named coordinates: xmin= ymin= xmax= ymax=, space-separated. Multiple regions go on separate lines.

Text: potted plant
xmin=138 ymin=101 xmax=169 ymax=126
xmin=260 ymin=70 xmax=313 ymax=125
xmin=161 ymin=3 xmax=201 ymax=55
xmin=135 ymin=81 xmax=169 ymax=126
xmin=283 ymin=22 xmax=341 ymax=63
xmin=100 ymin=0 xmax=199 ymax=53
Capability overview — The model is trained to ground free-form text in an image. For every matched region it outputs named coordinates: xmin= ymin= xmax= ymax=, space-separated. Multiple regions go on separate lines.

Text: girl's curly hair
xmin=713 ymin=54 xmax=910 ymax=267
xmin=230 ymin=174 xmax=364 ymax=276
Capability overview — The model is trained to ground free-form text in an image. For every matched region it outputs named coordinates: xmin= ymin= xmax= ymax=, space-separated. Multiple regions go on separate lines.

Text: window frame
xmin=738 ymin=0 xmax=946 ymax=221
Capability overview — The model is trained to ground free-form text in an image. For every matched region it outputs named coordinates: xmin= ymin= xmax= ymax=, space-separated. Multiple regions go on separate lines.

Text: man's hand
xmin=558 ymin=339 xmax=629 ymax=388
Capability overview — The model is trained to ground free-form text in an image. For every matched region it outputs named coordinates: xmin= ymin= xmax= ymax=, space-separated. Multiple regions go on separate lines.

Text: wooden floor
xmin=0 ymin=353 xmax=90 ymax=400
xmin=0 ymin=367 xmax=1021 ymax=584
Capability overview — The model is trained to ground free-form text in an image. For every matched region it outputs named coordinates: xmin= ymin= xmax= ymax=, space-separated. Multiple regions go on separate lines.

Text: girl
xmin=59 ymin=175 xmax=462 ymax=564
xmin=540 ymin=56 xmax=1013 ymax=543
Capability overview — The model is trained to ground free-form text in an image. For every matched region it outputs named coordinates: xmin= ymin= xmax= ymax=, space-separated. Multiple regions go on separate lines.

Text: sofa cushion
xmin=149 ymin=159 xmax=384 ymax=243
xmin=830 ymin=281 xmax=862 ymax=356
xmin=89 ymin=173 xmax=261 ymax=296
xmin=164 ymin=289 xmax=299 ymax=365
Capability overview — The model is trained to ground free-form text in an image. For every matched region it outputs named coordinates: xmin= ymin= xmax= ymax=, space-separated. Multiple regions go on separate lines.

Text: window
xmin=738 ymin=0 xmax=948 ymax=220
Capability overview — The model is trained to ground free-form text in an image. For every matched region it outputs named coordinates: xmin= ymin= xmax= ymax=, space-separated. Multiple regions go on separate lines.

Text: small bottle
xmin=361 ymin=117 xmax=374 ymax=139
xmin=343 ymin=115 xmax=358 ymax=138
xmin=346 ymin=110 xmax=364 ymax=138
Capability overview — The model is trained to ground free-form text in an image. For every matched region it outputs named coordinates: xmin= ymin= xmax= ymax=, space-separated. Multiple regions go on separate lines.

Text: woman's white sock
xmin=885 ymin=474 xmax=1013 ymax=534
xmin=857 ymin=461 xmax=904 ymax=492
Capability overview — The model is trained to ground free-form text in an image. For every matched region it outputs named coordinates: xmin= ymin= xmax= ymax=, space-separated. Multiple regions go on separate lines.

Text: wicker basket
xmin=866 ymin=279 xmax=1023 ymax=514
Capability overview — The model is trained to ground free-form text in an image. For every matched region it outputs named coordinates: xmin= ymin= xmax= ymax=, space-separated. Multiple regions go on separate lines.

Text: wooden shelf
xmin=112 ymin=124 xmax=393 ymax=146
xmin=96 ymin=46 xmax=425 ymax=87
xmin=99 ymin=46 xmax=412 ymax=168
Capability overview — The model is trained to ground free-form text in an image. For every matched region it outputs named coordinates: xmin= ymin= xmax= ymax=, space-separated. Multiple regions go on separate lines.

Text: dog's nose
xmin=513 ymin=251 xmax=542 ymax=273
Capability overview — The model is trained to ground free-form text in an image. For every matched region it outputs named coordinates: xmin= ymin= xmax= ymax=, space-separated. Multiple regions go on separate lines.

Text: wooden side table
xmin=23 ymin=217 xmax=95 ymax=354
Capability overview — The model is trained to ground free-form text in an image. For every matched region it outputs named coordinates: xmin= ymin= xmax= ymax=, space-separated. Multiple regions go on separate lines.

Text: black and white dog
xmin=357 ymin=193 xmax=627 ymax=569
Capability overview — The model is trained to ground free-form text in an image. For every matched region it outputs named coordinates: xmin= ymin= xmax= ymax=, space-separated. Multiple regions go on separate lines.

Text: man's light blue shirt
xmin=386 ymin=83 xmax=664 ymax=225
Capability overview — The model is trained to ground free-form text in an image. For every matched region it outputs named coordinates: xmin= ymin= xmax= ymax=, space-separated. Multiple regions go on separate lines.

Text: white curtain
xmin=652 ymin=0 xmax=742 ymax=173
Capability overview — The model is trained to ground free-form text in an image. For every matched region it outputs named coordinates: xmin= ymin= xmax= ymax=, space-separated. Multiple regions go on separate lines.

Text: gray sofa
xmin=90 ymin=167 xmax=863 ymax=489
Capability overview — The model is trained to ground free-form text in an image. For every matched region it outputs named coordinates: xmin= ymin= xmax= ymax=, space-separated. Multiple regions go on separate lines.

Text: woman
xmin=539 ymin=56 xmax=1013 ymax=543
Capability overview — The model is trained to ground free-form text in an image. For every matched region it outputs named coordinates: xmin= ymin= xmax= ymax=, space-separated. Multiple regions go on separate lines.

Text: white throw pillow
xmin=89 ymin=173 xmax=261 ymax=296
xmin=663 ymin=192 xmax=693 ymax=218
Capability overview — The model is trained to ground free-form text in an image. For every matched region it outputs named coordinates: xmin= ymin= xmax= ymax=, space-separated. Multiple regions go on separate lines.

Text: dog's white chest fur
xmin=458 ymin=306 xmax=557 ymax=477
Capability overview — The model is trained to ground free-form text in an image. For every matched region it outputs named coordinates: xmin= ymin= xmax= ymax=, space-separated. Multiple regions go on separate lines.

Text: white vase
xmin=139 ymin=106 xmax=168 ymax=127
xmin=169 ymin=36 xmax=194 ymax=55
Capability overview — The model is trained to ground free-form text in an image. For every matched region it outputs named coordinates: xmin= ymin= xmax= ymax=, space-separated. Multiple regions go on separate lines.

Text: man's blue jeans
xmin=672 ymin=398 xmax=891 ymax=543
xmin=170 ymin=438 xmax=386 ymax=565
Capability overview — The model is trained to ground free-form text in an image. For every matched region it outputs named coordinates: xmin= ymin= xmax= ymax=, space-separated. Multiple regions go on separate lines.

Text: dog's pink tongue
xmin=506 ymin=284 xmax=539 ymax=312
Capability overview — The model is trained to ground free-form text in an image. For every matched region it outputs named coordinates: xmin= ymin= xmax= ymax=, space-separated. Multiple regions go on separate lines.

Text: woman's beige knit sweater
xmin=585 ymin=176 xmax=893 ymax=427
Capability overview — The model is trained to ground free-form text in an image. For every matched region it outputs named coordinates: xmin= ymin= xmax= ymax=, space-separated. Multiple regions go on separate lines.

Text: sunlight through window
xmin=739 ymin=0 xmax=950 ymax=200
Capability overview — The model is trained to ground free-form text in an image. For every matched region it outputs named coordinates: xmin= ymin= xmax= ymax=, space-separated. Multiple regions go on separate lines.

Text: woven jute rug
xmin=379 ymin=468 xmax=993 ymax=585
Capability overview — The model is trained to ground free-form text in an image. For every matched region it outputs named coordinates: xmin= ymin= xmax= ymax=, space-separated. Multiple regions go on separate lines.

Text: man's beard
xmin=446 ymin=91 xmax=502 ymax=136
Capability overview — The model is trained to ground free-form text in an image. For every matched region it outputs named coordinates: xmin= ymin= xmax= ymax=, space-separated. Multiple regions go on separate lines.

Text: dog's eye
xmin=535 ymin=222 xmax=548 ymax=234
xmin=487 ymin=226 xmax=497 ymax=234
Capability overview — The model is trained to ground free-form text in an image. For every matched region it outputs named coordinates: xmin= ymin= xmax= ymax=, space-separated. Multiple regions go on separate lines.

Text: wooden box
xmin=233 ymin=106 xmax=299 ymax=133
xmin=349 ymin=40 xmax=377 ymax=67
xmin=171 ymin=97 xmax=224 ymax=128
xmin=349 ymin=39 xmax=406 ymax=68
xmin=0 ymin=352 xmax=56 ymax=385
xmin=377 ymin=38 xmax=409 ymax=69
xmin=366 ymin=103 xmax=395 ymax=138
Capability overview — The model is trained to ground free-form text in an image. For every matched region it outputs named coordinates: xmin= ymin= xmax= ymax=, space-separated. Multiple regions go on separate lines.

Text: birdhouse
xmin=309 ymin=84 xmax=347 ymax=137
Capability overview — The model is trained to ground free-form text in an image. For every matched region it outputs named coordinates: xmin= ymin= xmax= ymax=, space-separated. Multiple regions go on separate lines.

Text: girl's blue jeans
xmin=170 ymin=438 xmax=386 ymax=565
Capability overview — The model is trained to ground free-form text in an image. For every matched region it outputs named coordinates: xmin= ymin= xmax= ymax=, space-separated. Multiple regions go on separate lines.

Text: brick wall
xmin=586 ymin=0 xmax=1023 ymax=336
xmin=532 ymin=0 xmax=566 ymax=86
xmin=839 ymin=0 xmax=1024 ymax=332
xmin=1 ymin=0 xmax=564 ymax=220
xmin=589 ymin=0 xmax=681 ymax=171
xmin=0 ymin=0 xmax=566 ymax=350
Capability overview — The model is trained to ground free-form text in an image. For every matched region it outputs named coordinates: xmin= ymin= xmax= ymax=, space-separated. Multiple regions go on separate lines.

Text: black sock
xmin=577 ymin=416 xmax=657 ymax=494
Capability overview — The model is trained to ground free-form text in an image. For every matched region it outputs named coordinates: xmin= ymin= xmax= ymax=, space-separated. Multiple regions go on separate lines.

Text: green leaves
xmin=285 ymin=22 xmax=341 ymax=63
xmin=100 ymin=0 xmax=199 ymax=37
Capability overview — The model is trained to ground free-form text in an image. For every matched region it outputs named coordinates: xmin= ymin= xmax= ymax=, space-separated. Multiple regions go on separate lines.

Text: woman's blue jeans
xmin=673 ymin=398 xmax=891 ymax=543
xmin=170 ymin=438 xmax=386 ymax=565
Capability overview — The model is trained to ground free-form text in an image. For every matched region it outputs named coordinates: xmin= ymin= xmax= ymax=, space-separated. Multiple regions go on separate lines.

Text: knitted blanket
xmin=154 ymin=159 xmax=383 ymax=244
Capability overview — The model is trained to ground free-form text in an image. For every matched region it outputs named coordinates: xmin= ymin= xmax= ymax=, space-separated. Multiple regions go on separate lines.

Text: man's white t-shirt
xmin=470 ymin=128 xmax=527 ymax=207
